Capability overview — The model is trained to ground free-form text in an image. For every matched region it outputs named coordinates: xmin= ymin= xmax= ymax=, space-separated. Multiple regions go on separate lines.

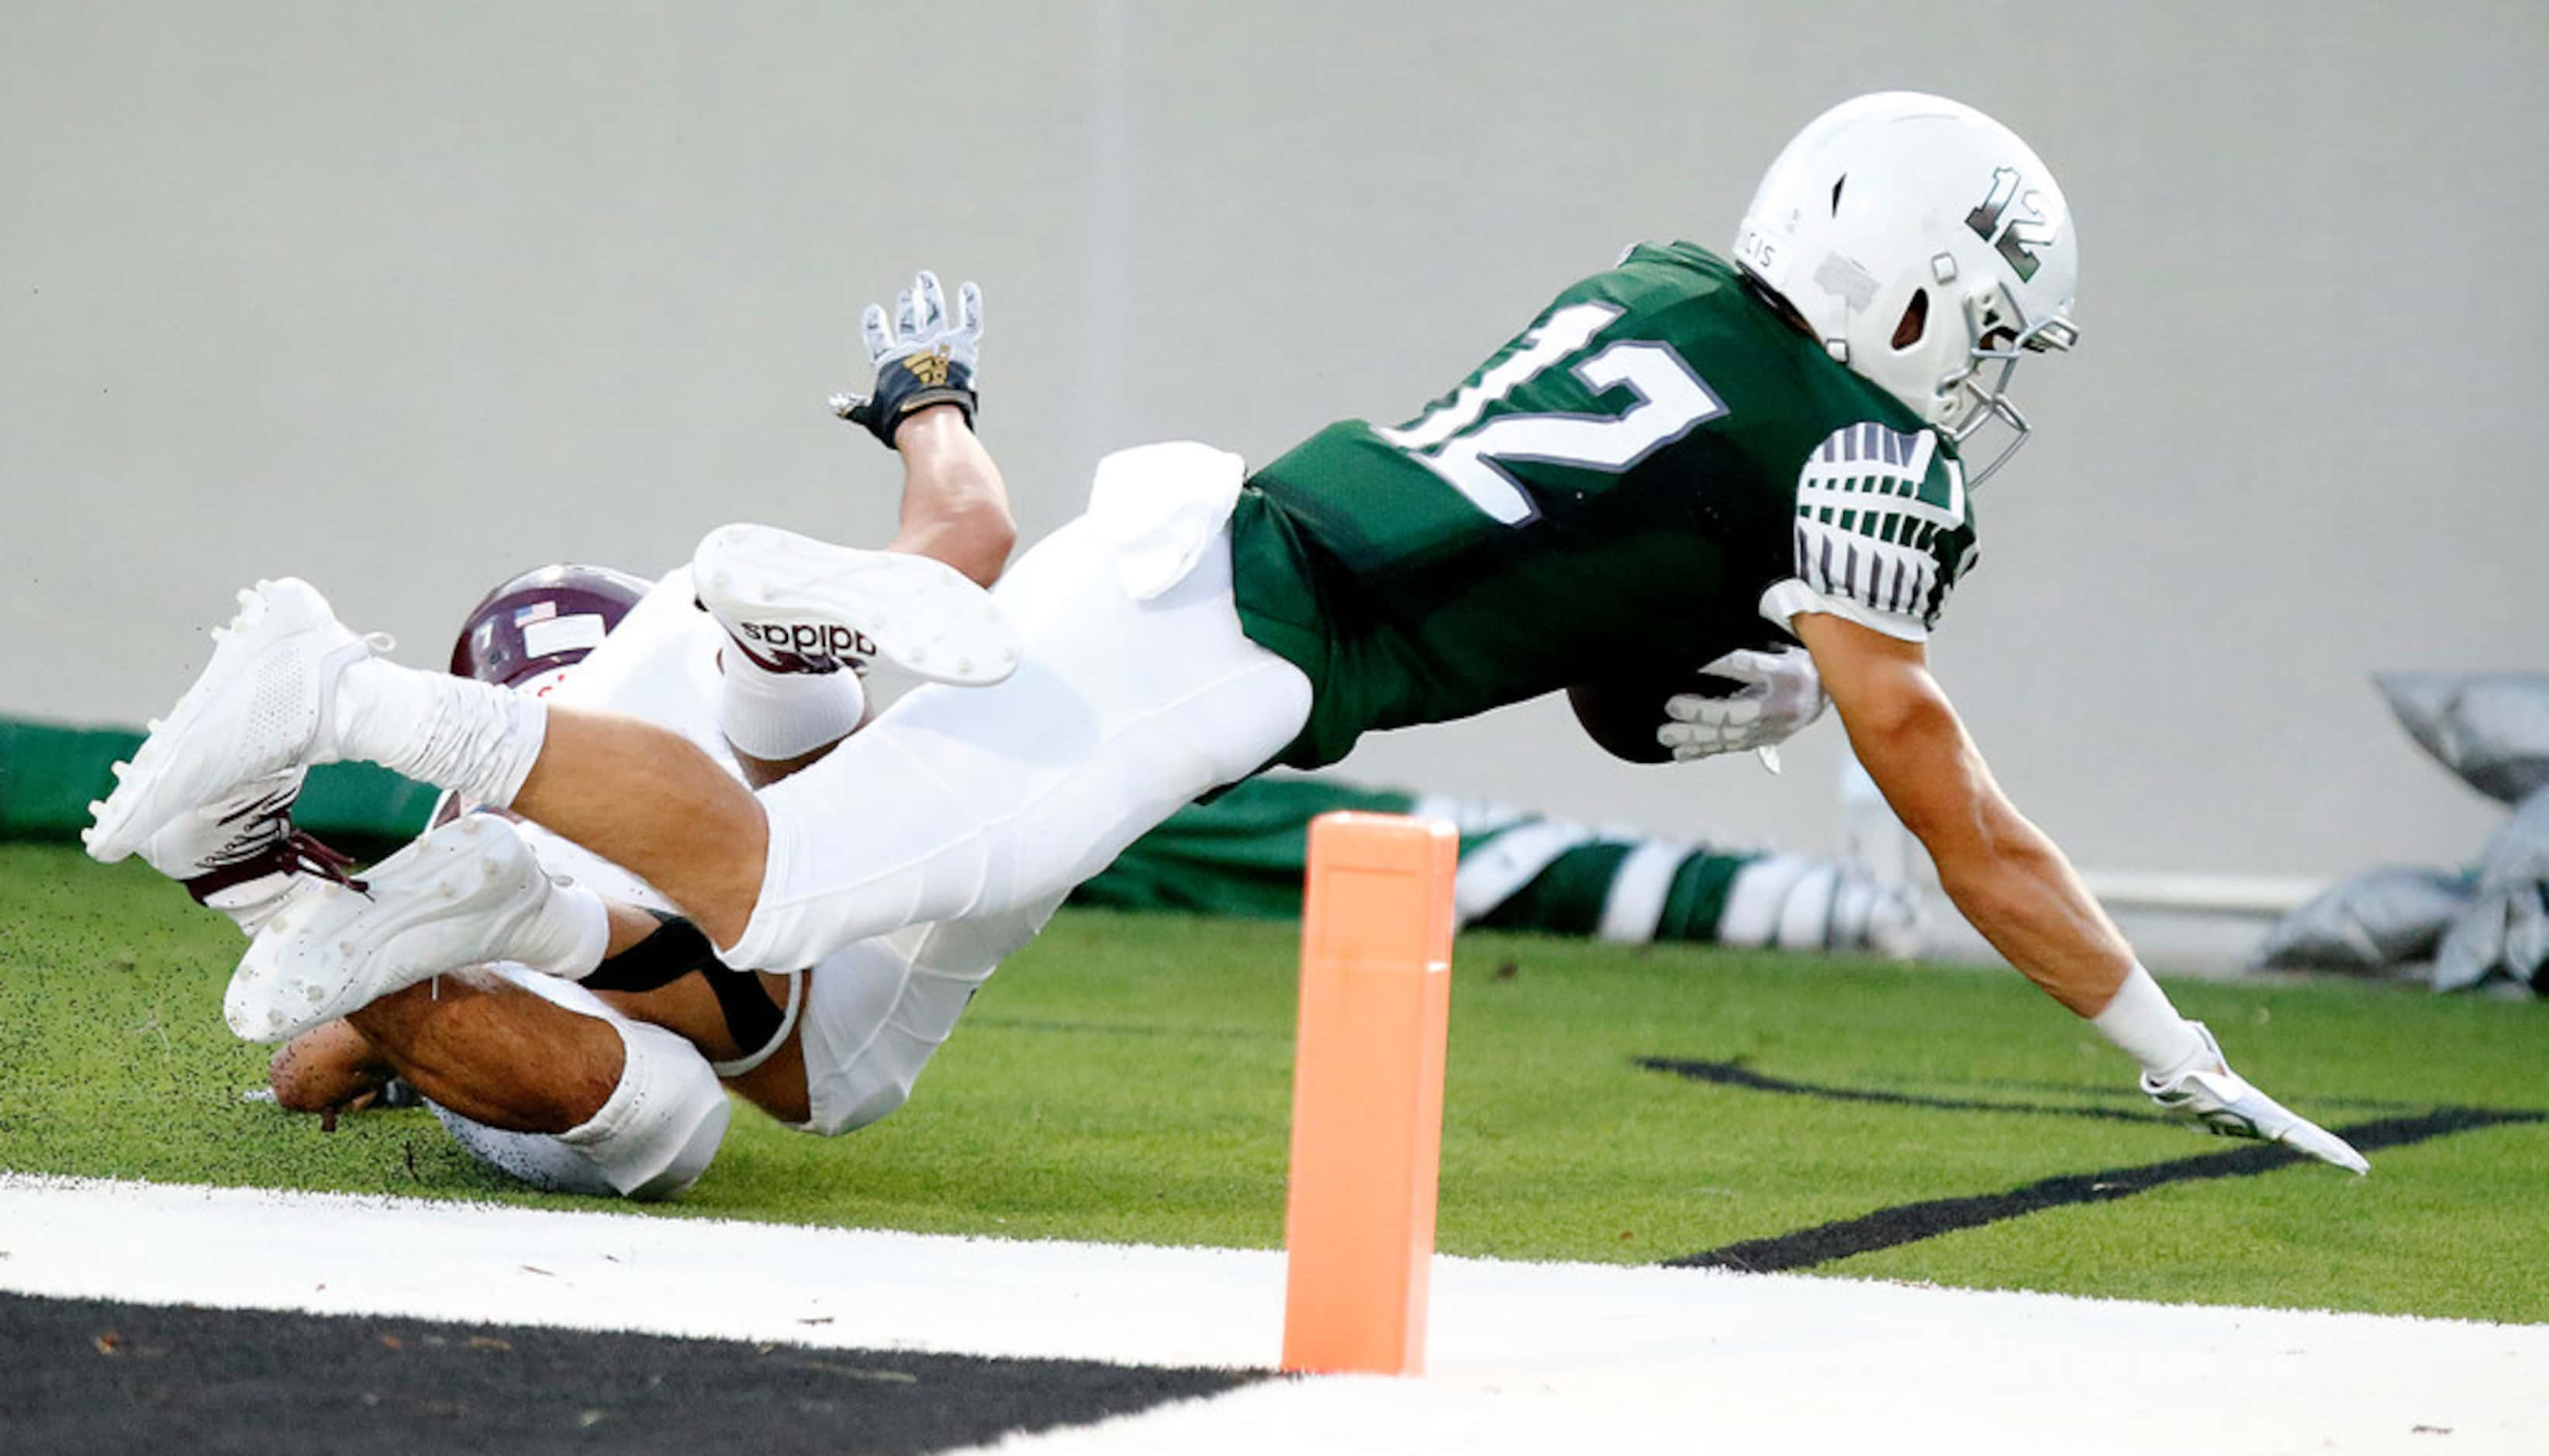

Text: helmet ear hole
xmin=1891 ymin=288 xmax=1929 ymax=350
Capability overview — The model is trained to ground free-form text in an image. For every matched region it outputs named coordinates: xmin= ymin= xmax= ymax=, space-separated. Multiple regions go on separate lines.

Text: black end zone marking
xmin=1642 ymin=1057 xmax=2547 ymax=1274
xmin=1639 ymin=1056 xmax=2167 ymax=1125
xmin=0 ymin=1292 xmax=1260 ymax=1455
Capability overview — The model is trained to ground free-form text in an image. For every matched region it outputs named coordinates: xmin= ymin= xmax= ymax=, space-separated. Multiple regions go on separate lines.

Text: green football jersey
xmin=1228 ymin=242 xmax=1979 ymax=769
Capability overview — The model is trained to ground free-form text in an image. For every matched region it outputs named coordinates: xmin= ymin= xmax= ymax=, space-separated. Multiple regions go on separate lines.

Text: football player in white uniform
xmin=92 ymin=98 xmax=2368 ymax=1174
xmin=139 ymin=274 xmax=1045 ymax=1197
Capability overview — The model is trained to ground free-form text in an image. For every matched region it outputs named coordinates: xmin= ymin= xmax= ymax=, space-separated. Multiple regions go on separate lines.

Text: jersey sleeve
xmin=1757 ymin=422 xmax=1977 ymax=643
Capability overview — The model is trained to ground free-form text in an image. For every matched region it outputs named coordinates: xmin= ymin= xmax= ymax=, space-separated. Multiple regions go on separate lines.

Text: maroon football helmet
xmin=450 ymin=563 xmax=654 ymax=692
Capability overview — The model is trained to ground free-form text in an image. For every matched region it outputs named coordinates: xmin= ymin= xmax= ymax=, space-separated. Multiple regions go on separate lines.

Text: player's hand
xmin=2140 ymin=1023 xmax=2369 ymax=1174
xmin=1656 ymin=646 xmax=1829 ymax=761
xmin=829 ymin=270 xmax=984 ymax=448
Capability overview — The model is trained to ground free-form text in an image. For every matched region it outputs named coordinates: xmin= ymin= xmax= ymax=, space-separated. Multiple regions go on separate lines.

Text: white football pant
xmin=722 ymin=444 xmax=1315 ymax=972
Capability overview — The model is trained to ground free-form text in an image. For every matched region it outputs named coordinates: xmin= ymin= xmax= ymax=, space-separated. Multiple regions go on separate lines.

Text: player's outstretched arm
xmin=832 ymin=270 xmax=1015 ymax=588
xmin=1796 ymin=612 xmax=2126 ymax=1012
xmin=1794 ymin=611 xmax=2368 ymax=1174
xmin=888 ymin=404 xmax=1014 ymax=588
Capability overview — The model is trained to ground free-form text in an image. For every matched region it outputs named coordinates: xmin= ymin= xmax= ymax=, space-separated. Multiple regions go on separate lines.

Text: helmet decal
xmin=1963 ymin=167 xmax=2058 ymax=283
xmin=450 ymin=563 xmax=653 ymax=689
xmin=1813 ymin=252 xmax=1881 ymax=314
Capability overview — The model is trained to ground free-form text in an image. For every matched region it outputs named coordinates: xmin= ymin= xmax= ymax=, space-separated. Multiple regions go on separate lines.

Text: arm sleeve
xmin=1758 ymin=422 xmax=1978 ymax=643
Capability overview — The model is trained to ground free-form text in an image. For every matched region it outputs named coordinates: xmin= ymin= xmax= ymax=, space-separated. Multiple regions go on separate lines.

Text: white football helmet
xmin=1732 ymin=91 xmax=2078 ymax=484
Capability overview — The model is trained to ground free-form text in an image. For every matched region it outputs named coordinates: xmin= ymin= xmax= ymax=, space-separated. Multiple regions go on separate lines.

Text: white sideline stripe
xmin=2080 ymin=869 xmax=2325 ymax=915
xmin=5 ymin=1175 xmax=2544 ymax=1456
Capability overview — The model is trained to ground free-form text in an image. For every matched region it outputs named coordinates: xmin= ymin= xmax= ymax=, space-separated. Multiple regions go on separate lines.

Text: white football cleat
xmin=85 ymin=578 xmax=386 ymax=864
xmin=2141 ymin=1023 xmax=2371 ymax=1175
xmin=137 ymin=767 xmax=354 ymax=937
xmin=224 ymin=813 xmax=565 ymax=1044
xmin=693 ymin=523 xmax=1018 ymax=686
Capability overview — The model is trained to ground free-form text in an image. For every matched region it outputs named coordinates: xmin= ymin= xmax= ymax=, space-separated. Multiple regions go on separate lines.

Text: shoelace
xmin=281 ymin=830 xmax=368 ymax=895
xmin=188 ymin=796 xmax=368 ymax=899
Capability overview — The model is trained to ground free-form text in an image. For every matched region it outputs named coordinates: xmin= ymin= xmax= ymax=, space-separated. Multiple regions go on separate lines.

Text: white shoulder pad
xmin=1761 ymin=423 xmax=1978 ymax=641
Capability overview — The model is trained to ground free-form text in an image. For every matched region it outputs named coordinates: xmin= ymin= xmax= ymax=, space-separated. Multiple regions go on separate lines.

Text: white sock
xmin=503 ymin=878 xmax=611 ymax=981
xmin=717 ymin=649 xmax=865 ymax=761
xmin=2090 ymin=964 xmax=2209 ymax=1078
xmin=335 ymin=659 xmax=549 ymax=809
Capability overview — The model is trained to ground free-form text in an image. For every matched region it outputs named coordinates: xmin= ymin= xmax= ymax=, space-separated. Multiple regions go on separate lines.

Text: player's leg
xmin=514 ymin=543 xmax=917 ymax=928
xmin=256 ymin=875 xmax=787 ymax=1196
xmin=430 ymin=982 xmax=730 ymax=1203
xmin=509 ymin=708 xmax=769 ymax=947
xmin=338 ymin=971 xmax=623 ymax=1131
xmin=720 ymin=492 xmax=1312 ymax=971
xmin=264 ymin=970 xmax=624 ymax=1133
xmin=216 ymin=570 xmax=827 ymax=1043
xmin=71 ymin=571 xmax=758 ymax=944
xmin=81 ymin=545 xmax=1010 ymax=949
xmin=271 ymin=966 xmax=731 ymax=1201
xmin=715 ymin=637 xmax=869 ymax=787
xmin=786 ymin=895 xmax=1062 ymax=1135
xmin=581 ymin=591 xmax=897 ymax=1128
xmin=504 ymin=564 xmax=795 ymax=943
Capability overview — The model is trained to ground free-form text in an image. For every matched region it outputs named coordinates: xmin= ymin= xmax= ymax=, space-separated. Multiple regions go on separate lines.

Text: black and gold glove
xmin=828 ymin=269 xmax=983 ymax=447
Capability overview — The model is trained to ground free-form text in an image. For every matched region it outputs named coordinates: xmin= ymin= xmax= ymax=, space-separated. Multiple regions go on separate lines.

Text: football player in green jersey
xmin=91 ymin=94 xmax=2368 ymax=1172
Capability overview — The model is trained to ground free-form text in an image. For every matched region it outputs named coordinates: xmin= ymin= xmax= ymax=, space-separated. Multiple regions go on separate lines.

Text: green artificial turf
xmin=3 ymin=844 xmax=2544 ymax=1323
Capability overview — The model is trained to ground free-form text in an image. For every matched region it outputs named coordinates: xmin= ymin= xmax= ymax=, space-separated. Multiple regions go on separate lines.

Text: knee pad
xmin=432 ymin=1014 xmax=731 ymax=1201
xmin=556 ymin=1019 xmax=733 ymax=1199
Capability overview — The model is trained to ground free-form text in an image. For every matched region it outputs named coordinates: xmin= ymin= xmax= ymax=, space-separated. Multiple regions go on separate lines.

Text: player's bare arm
xmin=1798 ymin=609 xmax=2368 ymax=1172
xmin=882 ymin=405 xmax=1014 ymax=588
xmin=837 ymin=271 xmax=1014 ymax=588
xmin=1795 ymin=612 xmax=2126 ymax=1013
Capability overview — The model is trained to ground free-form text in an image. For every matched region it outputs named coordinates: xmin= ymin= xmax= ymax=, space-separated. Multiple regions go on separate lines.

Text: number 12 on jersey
xmin=1373 ymin=302 xmax=1728 ymax=526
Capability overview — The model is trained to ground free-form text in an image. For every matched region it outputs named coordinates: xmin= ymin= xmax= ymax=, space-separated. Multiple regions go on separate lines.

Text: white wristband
xmin=2088 ymin=964 xmax=2207 ymax=1078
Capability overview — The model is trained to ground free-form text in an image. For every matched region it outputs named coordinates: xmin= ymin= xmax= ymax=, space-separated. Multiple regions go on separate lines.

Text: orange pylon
xmin=1280 ymin=811 xmax=1458 ymax=1376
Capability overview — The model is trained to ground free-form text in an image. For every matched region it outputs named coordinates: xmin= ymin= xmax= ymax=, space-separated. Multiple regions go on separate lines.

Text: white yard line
xmin=3 ymin=1174 xmax=2540 ymax=1454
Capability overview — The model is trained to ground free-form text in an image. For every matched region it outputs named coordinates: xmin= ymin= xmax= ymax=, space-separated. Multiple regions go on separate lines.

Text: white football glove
xmin=1656 ymin=646 xmax=1829 ymax=763
xmin=829 ymin=269 xmax=985 ymax=446
xmin=2140 ymin=1023 xmax=2370 ymax=1175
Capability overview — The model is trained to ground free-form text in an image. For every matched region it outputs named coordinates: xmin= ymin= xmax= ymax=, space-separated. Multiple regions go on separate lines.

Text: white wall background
xmin=4 ymin=0 xmax=2540 ymax=879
